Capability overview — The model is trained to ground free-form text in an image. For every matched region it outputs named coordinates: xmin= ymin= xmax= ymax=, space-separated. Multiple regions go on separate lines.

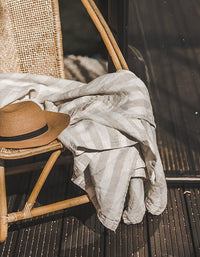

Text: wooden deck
xmin=0 ymin=0 xmax=200 ymax=256
xmin=0 ymin=164 xmax=200 ymax=257
xmin=128 ymin=0 xmax=200 ymax=179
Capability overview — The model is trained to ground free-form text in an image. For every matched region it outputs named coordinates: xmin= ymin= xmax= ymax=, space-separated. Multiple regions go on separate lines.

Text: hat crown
xmin=0 ymin=101 xmax=46 ymax=137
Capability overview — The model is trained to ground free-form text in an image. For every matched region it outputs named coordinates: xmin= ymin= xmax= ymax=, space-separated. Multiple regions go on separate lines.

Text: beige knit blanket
xmin=0 ymin=70 xmax=167 ymax=230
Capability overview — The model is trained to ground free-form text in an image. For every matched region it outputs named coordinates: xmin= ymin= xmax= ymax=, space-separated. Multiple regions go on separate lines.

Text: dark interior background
xmin=59 ymin=0 xmax=107 ymax=58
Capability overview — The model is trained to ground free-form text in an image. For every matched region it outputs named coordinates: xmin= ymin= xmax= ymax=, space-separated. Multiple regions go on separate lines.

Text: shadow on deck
xmin=0 ymin=164 xmax=200 ymax=257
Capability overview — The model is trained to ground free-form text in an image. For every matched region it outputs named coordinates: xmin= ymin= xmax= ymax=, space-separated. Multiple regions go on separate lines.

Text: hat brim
xmin=0 ymin=111 xmax=70 ymax=149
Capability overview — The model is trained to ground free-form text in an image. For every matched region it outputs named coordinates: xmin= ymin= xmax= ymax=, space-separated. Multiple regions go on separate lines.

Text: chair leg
xmin=0 ymin=160 xmax=8 ymax=242
xmin=22 ymin=150 xmax=61 ymax=216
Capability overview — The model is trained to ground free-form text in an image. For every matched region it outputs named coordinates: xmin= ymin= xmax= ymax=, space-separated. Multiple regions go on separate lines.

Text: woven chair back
xmin=0 ymin=0 xmax=65 ymax=78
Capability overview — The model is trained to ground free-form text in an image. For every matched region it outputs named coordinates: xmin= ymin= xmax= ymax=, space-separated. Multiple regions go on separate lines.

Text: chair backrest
xmin=0 ymin=0 xmax=128 ymax=78
xmin=0 ymin=0 xmax=65 ymax=78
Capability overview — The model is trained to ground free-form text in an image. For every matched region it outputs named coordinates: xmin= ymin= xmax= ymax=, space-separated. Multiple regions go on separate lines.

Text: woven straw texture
xmin=0 ymin=0 xmax=65 ymax=78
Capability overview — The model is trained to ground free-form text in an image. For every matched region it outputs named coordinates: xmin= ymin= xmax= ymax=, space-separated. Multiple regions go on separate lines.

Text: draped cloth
xmin=0 ymin=70 xmax=167 ymax=230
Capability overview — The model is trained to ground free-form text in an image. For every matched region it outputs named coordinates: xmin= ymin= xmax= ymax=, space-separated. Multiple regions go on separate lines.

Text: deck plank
xmin=184 ymin=185 xmax=200 ymax=256
xmin=148 ymin=186 xmax=195 ymax=257
xmin=105 ymin=218 xmax=149 ymax=257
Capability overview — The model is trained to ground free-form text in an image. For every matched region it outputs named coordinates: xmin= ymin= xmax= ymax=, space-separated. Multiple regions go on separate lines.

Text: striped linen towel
xmin=0 ymin=70 xmax=167 ymax=230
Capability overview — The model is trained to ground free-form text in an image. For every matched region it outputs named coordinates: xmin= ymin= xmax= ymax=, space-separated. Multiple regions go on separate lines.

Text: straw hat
xmin=0 ymin=101 xmax=70 ymax=149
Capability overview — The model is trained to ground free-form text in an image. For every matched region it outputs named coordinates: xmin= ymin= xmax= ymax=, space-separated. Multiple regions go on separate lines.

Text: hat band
xmin=0 ymin=124 xmax=48 ymax=142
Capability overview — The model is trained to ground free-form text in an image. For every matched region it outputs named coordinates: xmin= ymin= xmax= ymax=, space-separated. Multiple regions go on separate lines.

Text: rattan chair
xmin=0 ymin=0 xmax=128 ymax=242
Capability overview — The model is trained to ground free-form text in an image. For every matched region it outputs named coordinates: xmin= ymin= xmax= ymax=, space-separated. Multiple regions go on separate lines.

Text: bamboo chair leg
xmin=7 ymin=195 xmax=90 ymax=223
xmin=22 ymin=150 xmax=61 ymax=217
xmin=0 ymin=160 xmax=8 ymax=242
xmin=6 ymin=148 xmax=90 ymax=224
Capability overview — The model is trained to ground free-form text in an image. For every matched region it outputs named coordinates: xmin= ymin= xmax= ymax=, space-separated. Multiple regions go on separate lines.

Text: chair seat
xmin=0 ymin=140 xmax=63 ymax=160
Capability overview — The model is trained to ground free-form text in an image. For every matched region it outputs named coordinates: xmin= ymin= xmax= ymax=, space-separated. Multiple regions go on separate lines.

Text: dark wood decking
xmin=0 ymin=165 xmax=200 ymax=257
xmin=1 ymin=0 xmax=200 ymax=256
xmin=129 ymin=0 xmax=200 ymax=178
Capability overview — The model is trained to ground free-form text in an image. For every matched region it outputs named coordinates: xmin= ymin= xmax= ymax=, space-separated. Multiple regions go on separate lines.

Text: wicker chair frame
xmin=0 ymin=0 xmax=128 ymax=242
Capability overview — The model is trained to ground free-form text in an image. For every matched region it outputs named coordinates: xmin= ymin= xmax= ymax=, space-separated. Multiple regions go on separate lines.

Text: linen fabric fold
xmin=0 ymin=70 xmax=167 ymax=230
